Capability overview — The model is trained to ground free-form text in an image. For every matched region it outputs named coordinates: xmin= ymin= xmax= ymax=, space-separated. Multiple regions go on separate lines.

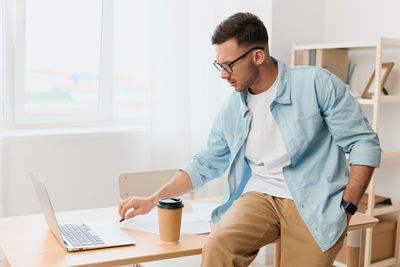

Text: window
xmin=24 ymin=0 xmax=102 ymax=116
xmin=4 ymin=0 xmax=152 ymax=128
xmin=18 ymin=0 xmax=102 ymax=124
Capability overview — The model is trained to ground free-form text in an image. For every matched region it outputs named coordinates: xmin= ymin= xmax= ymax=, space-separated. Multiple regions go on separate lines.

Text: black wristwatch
xmin=341 ymin=199 xmax=358 ymax=215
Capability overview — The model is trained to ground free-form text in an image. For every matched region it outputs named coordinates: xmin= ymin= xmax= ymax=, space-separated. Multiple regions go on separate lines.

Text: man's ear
xmin=253 ymin=50 xmax=265 ymax=66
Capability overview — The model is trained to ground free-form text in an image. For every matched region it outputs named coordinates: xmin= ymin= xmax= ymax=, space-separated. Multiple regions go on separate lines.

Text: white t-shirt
xmin=242 ymin=81 xmax=293 ymax=199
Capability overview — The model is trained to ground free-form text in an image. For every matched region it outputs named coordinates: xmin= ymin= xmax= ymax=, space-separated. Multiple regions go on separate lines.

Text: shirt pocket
xmin=296 ymin=112 xmax=324 ymax=150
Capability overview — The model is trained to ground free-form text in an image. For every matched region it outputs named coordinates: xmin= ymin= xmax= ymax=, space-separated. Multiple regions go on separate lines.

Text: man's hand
xmin=343 ymin=164 xmax=374 ymax=227
xmin=117 ymin=170 xmax=193 ymax=221
xmin=118 ymin=196 xmax=156 ymax=220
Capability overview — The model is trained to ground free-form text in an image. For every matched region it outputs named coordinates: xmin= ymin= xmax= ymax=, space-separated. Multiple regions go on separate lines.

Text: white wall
xmin=270 ymin=0 xmax=326 ymax=64
xmin=324 ymin=0 xmax=400 ymax=43
xmin=324 ymin=0 xmax=400 ymax=203
xmin=2 ymin=131 xmax=151 ymax=216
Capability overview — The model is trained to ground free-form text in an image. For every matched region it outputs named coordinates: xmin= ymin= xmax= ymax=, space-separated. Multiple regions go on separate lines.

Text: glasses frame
xmin=213 ymin=47 xmax=265 ymax=74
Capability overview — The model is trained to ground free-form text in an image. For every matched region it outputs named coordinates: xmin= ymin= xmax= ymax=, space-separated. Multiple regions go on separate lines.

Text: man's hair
xmin=211 ymin=12 xmax=268 ymax=47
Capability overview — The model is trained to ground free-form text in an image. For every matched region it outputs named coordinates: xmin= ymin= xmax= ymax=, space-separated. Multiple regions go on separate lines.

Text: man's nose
xmin=220 ymin=69 xmax=231 ymax=79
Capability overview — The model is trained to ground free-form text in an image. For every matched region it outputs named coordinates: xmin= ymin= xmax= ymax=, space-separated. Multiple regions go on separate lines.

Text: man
xmin=119 ymin=12 xmax=381 ymax=266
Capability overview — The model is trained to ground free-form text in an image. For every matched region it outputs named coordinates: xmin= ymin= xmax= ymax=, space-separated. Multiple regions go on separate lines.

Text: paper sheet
xmin=191 ymin=202 xmax=220 ymax=221
xmin=120 ymin=202 xmax=220 ymax=234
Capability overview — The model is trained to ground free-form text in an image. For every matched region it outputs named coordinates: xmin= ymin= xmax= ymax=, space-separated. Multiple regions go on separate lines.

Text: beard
xmin=234 ymin=84 xmax=247 ymax=92
xmin=234 ymin=64 xmax=259 ymax=92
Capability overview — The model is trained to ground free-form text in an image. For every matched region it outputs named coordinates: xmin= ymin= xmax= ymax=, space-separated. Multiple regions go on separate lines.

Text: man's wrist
xmin=150 ymin=193 xmax=160 ymax=207
xmin=342 ymin=199 xmax=358 ymax=215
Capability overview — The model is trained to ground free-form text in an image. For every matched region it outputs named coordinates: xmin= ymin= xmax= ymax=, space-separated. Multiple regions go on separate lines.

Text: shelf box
xmin=372 ymin=204 xmax=400 ymax=216
xmin=301 ymin=48 xmax=348 ymax=82
xmin=336 ymin=214 xmax=397 ymax=265
xmin=357 ymin=194 xmax=392 ymax=213
xmin=337 ymin=194 xmax=397 ymax=265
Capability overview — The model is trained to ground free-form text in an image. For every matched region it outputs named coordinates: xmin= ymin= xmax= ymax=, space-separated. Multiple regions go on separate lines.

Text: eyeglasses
xmin=213 ymin=47 xmax=265 ymax=74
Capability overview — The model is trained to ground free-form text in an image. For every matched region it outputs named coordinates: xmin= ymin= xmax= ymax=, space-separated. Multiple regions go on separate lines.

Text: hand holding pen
xmin=118 ymin=196 xmax=156 ymax=223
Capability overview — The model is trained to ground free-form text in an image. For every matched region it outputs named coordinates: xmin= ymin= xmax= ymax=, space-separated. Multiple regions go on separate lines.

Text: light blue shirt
xmin=180 ymin=58 xmax=381 ymax=252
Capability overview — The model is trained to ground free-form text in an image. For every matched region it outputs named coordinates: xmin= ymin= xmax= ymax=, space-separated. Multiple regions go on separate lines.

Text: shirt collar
xmin=239 ymin=57 xmax=291 ymax=117
xmin=272 ymin=57 xmax=291 ymax=105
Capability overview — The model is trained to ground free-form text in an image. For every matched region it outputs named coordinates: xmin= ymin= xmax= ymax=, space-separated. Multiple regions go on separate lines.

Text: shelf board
xmin=355 ymin=95 xmax=400 ymax=105
xmin=294 ymin=41 xmax=377 ymax=51
xmin=369 ymin=257 xmax=396 ymax=267
xmin=380 ymin=95 xmax=400 ymax=103
xmin=334 ymin=247 xmax=397 ymax=266
xmin=357 ymin=98 xmax=373 ymax=105
xmin=293 ymin=37 xmax=400 ymax=51
xmin=339 ymin=257 xmax=397 ymax=267
xmin=371 ymin=203 xmax=400 ymax=216
xmin=381 ymin=36 xmax=400 ymax=47
xmin=382 ymin=151 xmax=400 ymax=159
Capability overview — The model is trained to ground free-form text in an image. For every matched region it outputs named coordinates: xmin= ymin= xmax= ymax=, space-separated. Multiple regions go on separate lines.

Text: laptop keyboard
xmin=60 ymin=223 xmax=105 ymax=247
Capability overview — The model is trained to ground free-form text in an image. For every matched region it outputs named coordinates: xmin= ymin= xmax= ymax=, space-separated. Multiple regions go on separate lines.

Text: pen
xmin=119 ymin=218 xmax=125 ymax=223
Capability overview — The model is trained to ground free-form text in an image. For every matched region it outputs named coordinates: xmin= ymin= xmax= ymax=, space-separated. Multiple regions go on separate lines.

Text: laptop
xmin=30 ymin=173 xmax=135 ymax=251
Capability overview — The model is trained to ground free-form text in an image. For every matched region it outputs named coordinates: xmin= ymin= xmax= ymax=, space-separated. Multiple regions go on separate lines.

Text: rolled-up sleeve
xmin=180 ymin=111 xmax=231 ymax=191
xmin=319 ymin=73 xmax=381 ymax=168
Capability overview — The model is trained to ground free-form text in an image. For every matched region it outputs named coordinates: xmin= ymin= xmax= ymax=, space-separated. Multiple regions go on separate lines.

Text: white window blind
xmin=113 ymin=0 xmax=151 ymax=125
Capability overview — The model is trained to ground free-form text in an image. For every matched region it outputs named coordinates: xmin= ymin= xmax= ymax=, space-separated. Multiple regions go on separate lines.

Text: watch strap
xmin=341 ymin=199 xmax=358 ymax=215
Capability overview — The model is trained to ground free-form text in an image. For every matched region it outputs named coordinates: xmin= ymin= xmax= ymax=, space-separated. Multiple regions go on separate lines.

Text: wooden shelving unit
xmin=291 ymin=37 xmax=400 ymax=267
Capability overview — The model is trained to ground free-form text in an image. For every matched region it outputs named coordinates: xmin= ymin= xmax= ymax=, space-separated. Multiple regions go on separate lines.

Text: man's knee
xmin=203 ymin=226 xmax=245 ymax=256
xmin=203 ymin=229 xmax=227 ymax=254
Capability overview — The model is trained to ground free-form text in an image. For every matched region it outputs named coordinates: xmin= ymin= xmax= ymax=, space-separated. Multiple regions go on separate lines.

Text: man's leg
xmin=277 ymin=198 xmax=346 ymax=267
xmin=201 ymin=192 xmax=281 ymax=267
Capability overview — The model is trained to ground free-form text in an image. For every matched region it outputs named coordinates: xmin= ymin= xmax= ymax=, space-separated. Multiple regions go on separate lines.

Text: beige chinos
xmin=201 ymin=192 xmax=346 ymax=267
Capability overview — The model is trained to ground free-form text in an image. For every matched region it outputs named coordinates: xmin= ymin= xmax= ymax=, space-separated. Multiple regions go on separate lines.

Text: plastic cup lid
xmin=157 ymin=198 xmax=184 ymax=209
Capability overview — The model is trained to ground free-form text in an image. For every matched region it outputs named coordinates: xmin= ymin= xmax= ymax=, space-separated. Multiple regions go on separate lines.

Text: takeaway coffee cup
xmin=157 ymin=198 xmax=184 ymax=244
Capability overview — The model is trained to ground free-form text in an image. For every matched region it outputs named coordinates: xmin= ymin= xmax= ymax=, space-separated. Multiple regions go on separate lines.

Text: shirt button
xmin=229 ymin=157 xmax=232 ymax=161
xmin=315 ymin=228 xmax=318 ymax=232
xmin=301 ymin=205 xmax=304 ymax=208
xmin=238 ymin=135 xmax=242 ymax=139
